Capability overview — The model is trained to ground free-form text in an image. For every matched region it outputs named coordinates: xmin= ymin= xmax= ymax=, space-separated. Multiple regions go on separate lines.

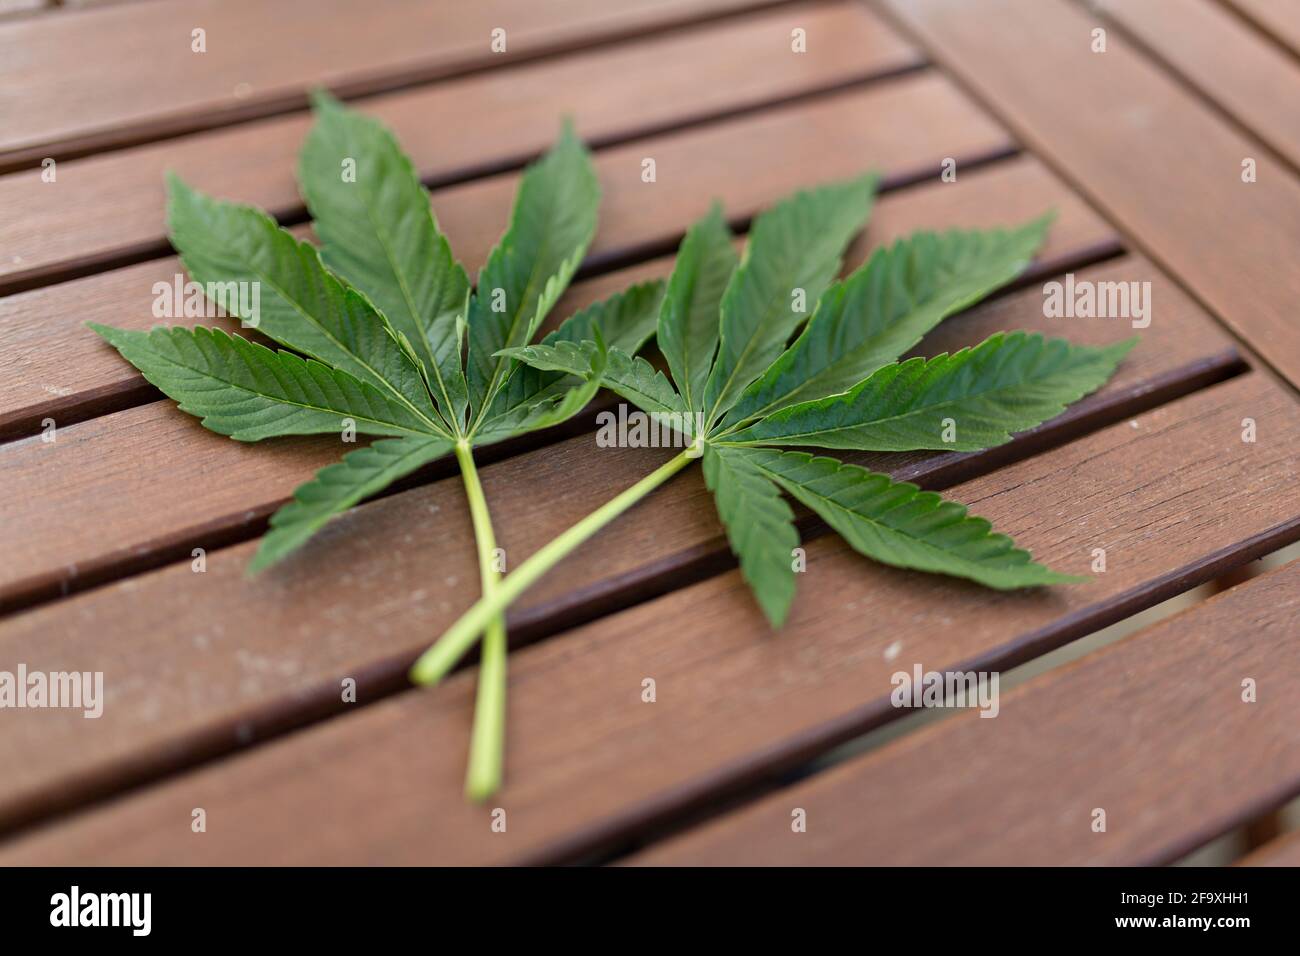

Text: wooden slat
xmin=1221 ymin=0 xmax=1300 ymax=58
xmin=876 ymin=0 xmax=1300 ymax=391
xmin=1095 ymin=0 xmax=1300 ymax=170
xmin=0 ymin=0 xmax=779 ymax=166
xmin=1 ymin=72 xmax=1009 ymax=443
xmin=1 ymin=372 xmax=1293 ymax=864
xmin=631 ymin=560 xmax=1300 ymax=866
xmin=1238 ymin=828 xmax=1300 ymax=866
xmin=0 ymin=248 xmax=1242 ymax=834
xmin=0 ymin=1 xmax=922 ymax=290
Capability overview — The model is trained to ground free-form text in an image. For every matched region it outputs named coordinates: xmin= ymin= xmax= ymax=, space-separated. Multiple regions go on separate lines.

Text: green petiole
xmin=412 ymin=445 xmax=700 ymax=687
xmin=453 ymin=440 xmax=508 ymax=802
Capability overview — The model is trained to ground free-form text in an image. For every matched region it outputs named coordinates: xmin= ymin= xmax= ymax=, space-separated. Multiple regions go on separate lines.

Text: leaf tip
xmin=554 ymin=115 xmax=588 ymax=156
xmin=1021 ymin=564 xmax=1090 ymax=588
xmin=1111 ymin=335 xmax=1141 ymax=359
xmin=87 ymin=321 xmax=132 ymax=350
xmin=308 ymin=86 xmax=343 ymax=113
xmin=1057 ymin=573 xmax=1093 ymax=585
xmin=759 ymin=596 xmax=792 ymax=629
xmin=164 ymin=169 xmax=194 ymax=201
xmin=1028 ymin=208 xmax=1058 ymax=230
xmin=164 ymin=171 xmax=207 ymax=236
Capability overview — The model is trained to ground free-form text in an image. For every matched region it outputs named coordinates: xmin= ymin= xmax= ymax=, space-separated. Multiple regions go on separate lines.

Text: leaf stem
xmin=412 ymin=445 xmax=699 ymax=686
xmin=453 ymin=441 xmax=508 ymax=801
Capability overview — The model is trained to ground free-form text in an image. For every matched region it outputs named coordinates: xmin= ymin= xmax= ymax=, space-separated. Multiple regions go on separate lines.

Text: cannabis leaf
xmin=413 ymin=185 xmax=1133 ymax=686
xmin=91 ymin=95 xmax=659 ymax=801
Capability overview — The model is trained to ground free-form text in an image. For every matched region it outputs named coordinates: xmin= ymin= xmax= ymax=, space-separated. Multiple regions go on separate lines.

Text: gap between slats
xmin=1218 ymin=0 xmax=1300 ymax=65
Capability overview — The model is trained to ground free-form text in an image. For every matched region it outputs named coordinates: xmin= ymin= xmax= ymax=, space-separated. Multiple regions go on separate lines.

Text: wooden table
xmin=1 ymin=0 xmax=1297 ymax=866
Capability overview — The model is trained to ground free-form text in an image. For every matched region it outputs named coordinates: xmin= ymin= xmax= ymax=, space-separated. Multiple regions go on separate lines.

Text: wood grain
xmin=0 ymin=1 xmax=922 ymax=290
xmin=877 ymin=0 xmax=1300 ymax=391
xmin=0 ymin=250 xmax=1243 ymax=835
xmin=0 ymin=154 xmax=1118 ymax=608
xmin=1094 ymin=0 xmax=1300 ymax=170
xmin=1 ymin=72 xmax=1012 ymax=441
xmin=1 ymin=372 xmax=1292 ymax=863
xmin=630 ymin=559 xmax=1300 ymax=866
xmin=0 ymin=0 xmax=780 ymax=166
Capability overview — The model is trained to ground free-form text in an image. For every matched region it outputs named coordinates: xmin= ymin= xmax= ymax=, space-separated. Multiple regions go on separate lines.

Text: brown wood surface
xmin=0 ymin=177 xmax=1156 ymax=827
xmin=877 ymin=0 xmax=1300 ymax=392
xmin=0 ymin=0 xmax=781 ymax=167
xmin=1096 ymin=0 xmax=1300 ymax=171
xmin=3 ymin=150 xmax=1113 ymax=612
xmin=0 ymin=1 xmax=922 ymax=291
xmin=4 ymin=0 xmax=1300 ymax=870
xmin=1 ymin=372 xmax=1293 ymax=864
xmin=630 ymin=559 xmax=1300 ymax=866
xmin=1 ymin=71 xmax=1011 ymax=443
xmin=1238 ymin=827 xmax=1300 ymax=866
xmin=1221 ymin=0 xmax=1300 ymax=58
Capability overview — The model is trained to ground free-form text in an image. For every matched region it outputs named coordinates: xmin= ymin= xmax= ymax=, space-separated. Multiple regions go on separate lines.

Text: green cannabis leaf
xmin=91 ymin=93 xmax=660 ymax=801
xmin=412 ymin=187 xmax=1134 ymax=689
